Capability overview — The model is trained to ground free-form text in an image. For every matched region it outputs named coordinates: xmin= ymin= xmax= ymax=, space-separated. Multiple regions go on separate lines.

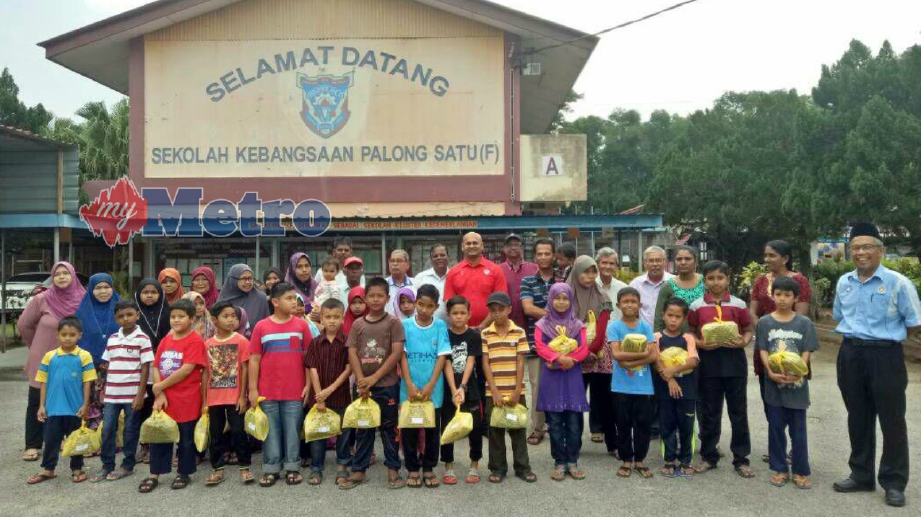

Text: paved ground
xmin=0 ymin=341 xmax=919 ymax=517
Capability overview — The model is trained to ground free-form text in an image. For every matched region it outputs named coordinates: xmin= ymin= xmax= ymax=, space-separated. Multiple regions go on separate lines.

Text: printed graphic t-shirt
xmin=155 ymin=331 xmax=207 ymax=423
xmin=249 ymin=317 xmax=309 ymax=401
xmin=400 ymin=318 xmax=451 ymax=408
xmin=755 ymin=314 xmax=819 ymax=410
xmin=446 ymin=328 xmax=483 ymax=403
xmin=607 ymin=319 xmax=656 ymax=395
xmin=347 ymin=314 xmax=406 ymax=388
xmin=205 ymin=332 xmax=251 ymax=407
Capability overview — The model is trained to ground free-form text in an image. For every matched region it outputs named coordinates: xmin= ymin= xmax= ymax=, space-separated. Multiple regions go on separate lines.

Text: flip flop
xmin=735 ymin=465 xmax=755 ymax=479
xmin=526 ymin=432 xmax=544 ymax=446
xmin=22 ymin=449 xmax=40 ymax=462
xmin=106 ymin=469 xmax=134 ymax=481
xmin=407 ymin=473 xmax=422 ymax=488
xmin=515 ymin=472 xmax=537 ymax=483
xmin=91 ymin=470 xmax=112 ymax=483
xmin=488 ymin=472 xmax=505 ymax=483
xmin=423 ymin=473 xmax=440 ymax=488
xmin=567 ymin=465 xmax=585 ymax=480
xmin=633 ymin=465 xmax=653 ymax=479
xmin=770 ymin=472 xmax=790 ymax=487
xmin=285 ymin=471 xmax=303 ymax=485
xmin=170 ymin=475 xmax=190 ymax=490
xmin=205 ymin=471 xmax=225 ymax=487
xmin=590 ymin=434 xmax=604 ymax=443
xmin=308 ymin=472 xmax=323 ymax=485
xmin=71 ymin=470 xmax=87 ymax=483
xmin=551 ymin=466 xmax=566 ymax=481
xmin=443 ymin=469 xmax=457 ymax=485
xmin=465 ymin=469 xmax=481 ymax=484
xmin=388 ymin=470 xmax=406 ymax=490
xmin=27 ymin=472 xmax=56 ymax=485
xmin=338 ymin=473 xmax=365 ymax=490
xmin=616 ymin=465 xmax=632 ymax=478
xmin=138 ymin=477 xmax=159 ymax=493
xmin=259 ymin=473 xmax=279 ymax=488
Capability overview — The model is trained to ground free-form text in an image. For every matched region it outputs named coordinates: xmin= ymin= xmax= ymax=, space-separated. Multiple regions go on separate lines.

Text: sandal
xmin=285 ymin=471 xmax=303 ymax=485
xmin=240 ymin=468 xmax=254 ymax=485
xmin=551 ymin=465 xmax=566 ymax=481
xmin=22 ymin=449 xmax=40 ymax=462
xmin=170 ymin=475 xmax=190 ymax=490
xmin=770 ymin=472 xmax=790 ymax=487
xmin=27 ymin=472 xmax=56 ymax=485
xmin=527 ymin=431 xmax=545 ymax=446
xmin=407 ymin=472 xmax=422 ymax=488
xmin=308 ymin=472 xmax=323 ymax=485
xmin=205 ymin=470 xmax=225 ymax=487
xmin=339 ymin=472 xmax=365 ymax=490
xmin=515 ymin=472 xmax=538 ymax=483
xmin=465 ymin=469 xmax=481 ymax=484
xmin=693 ymin=461 xmax=717 ymax=474
xmin=138 ymin=477 xmax=158 ymax=493
xmin=335 ymin=469 xmax=349 ymax=484
xmin=443 ymin=469 xmax=457 ymax=485
xmin=260 ymin=473 xmax=279 ymax=487
xmin=590 ymin=433 xmax=604 ymax=443
xmin=71 ymin=470 xmax=87 ymax=483
xmin=616 ymin=465 xmax=632 ymax=478
xmin=660 ymin=463 xmax=677 ymax=478
xmin=488 ymin=471 xmax=505 ymax=483
xmin=678 ymin=465 xmax=695 ymax=477
xmin=107 ymin=469 xmax=134 ymax=481
xmin=793 ymin=474 xmax=812 ymax=490
xmin=634 ymin=465 xmax=653 ymax=479
xmin=423 ymin=472 xmax=440 ymax=488
xmin=568 ymin=465 xmax=585 ymax=480
xmin=91 ymin=470 xmax=112 ymax=483
xmin=735 ymin=465 xmax=755 ymax=479
xmin=387 ymin=470 xmax=405 ymax=489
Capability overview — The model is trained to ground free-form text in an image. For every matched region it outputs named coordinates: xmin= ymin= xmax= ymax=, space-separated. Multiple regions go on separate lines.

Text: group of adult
xmin=15 ymin=225 xmax=918 ymax=507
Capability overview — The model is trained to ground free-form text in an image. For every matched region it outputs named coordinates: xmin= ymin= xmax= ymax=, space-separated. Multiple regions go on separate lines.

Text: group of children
xmin=27 ymin=260 xmax=818 ymax=492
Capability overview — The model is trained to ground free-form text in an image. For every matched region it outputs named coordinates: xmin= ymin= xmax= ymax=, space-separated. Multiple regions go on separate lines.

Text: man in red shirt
xmin=498 ymin=234 xmax=538 ymax=330
xmin=444 ymin=232 xmax=508 ymax=329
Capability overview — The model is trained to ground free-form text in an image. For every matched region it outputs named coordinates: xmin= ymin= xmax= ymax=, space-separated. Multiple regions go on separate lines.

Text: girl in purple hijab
xmin=285 ymin=252 xmax=318 ymax=304
xmin=534 ymin=283 xmax=590 ymax=480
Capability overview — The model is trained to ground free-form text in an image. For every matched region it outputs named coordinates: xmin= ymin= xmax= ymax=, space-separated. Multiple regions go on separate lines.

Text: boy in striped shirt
xmin=94 ymin=300 xmax=153 ymax=482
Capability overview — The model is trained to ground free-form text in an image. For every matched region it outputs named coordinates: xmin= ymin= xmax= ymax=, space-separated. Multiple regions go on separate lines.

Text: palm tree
xmin=76 ymin=99 xmax=129 ymax=180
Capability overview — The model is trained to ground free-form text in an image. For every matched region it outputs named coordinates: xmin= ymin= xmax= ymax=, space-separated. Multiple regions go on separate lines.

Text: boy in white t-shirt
xmin=92 ymin=300 xmax=154 ymax=482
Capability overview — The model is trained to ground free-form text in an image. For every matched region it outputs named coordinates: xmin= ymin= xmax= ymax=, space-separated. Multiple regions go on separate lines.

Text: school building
xmin=39 ymin=0 xmax=664 ymax=286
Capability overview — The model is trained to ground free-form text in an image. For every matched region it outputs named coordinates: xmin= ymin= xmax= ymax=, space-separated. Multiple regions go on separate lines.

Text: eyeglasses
xmin=851 ymin=244 xmax=881 ymax=253
xmin=238 ymin=277 xmax=255 ymax=283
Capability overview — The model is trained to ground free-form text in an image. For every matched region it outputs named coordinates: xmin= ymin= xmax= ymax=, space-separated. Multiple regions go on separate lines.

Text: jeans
xmin=209 ymin=404 xmax=251 ymax=468
xmin=308 ymin=407 xmax=351 ymax=472
xmin=101 ymin=403 xmax=140 ymax=472
xmin=25 ymin=386 xmax=43 ymax=450
xmin=614 ymin=393 xmax=654 ymax=463
xmin=766 ymin=404 xmax=810 ymax=476
xmin=352 ymin=384 xmax=401 ymax=473
xmin=659 ymin=397 xmax=695 ymax=466
xmin=699 ymin=376 xmax=751 ymax=467
xmin=150 ymin=421 xmax=196 ymax=476
xmin=486 ymin=396 xmax=531 ymax=476
xmin=584 ymin=372 xmax=617 ymax=452
xmin=546 ymin=410 xmax=584 ymax=466
xmin=41 ymin=416 xmax=82 ymax=472
xmin=261 ymin=400 xmax=303 ymax=474
xmin=837 ymin=341 xmax=908 ymax=490
xmin=440 ymin=400 xmax=483 ymax=464
xmin=526 ymin=357 xmax=546 ymax=434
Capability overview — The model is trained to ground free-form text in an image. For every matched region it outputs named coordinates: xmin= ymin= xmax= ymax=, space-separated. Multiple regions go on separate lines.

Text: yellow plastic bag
xmin=139 ymin=410 xmax=179 ymax=444
xmin=768 ymin=346 xmax=809 ymax=378
xmin=62 ymin=420 xmax=101 ymax=457
xmin=585 ymin=310 xmax=597 ymax=346
xmin=343 ymin=397 xmax=381 ymax=429
xmin=701 ymin=305 xmax=739 ymax=345
xmin=621 ymin=333 xmax=649 ymax=371
xmin=304 ymin=406 xmax=342 ymax=442
xmin=398 ymin=399 xmax=436 ymax=429
xmin=489 ymin=398 xmax=529 ymax=430
xmin=660 ymin=347 xmax=689 ymax=376
xmin=547 ymin=325 xmax=578 ymax=356
xmin=440 ymin=406 xmax=473 ymax=445
xmin=194 ymin=408 xmax=210 ymax=453
xmin=244 ymin=396 xmax=269 ymax=441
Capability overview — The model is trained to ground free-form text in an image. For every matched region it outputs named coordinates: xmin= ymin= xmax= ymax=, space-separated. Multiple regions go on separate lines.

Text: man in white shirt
xmin=384 ymin=248 xmax=414 ymax=316
xmin=595 ymin=247 xmax=628 ymax=321
xmin=628 ymin=245 xmax=675 ymax=327
xmin=315 ymin=236 xmax=365 ymax=289
xmin=414 ymin=244 xmax=451 ymax=322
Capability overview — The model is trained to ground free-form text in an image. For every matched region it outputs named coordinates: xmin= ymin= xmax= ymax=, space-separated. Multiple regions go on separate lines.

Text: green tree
xmin=0 ymin=68 xmax=54 ymax=133
xmin=76 ymin=99 xmax=129 ymax=180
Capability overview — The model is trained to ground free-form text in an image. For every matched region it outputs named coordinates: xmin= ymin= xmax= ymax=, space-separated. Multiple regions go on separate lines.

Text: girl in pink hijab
xmin=18 ymin=261 xmax=86 ymax=461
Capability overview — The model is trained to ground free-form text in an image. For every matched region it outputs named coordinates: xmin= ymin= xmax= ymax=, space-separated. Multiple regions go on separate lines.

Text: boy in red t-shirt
xmin=204 ymin=300 xmax=252 ymax=486
xmin=140 ymin=299 xmax=207 ymax=493
xmin=249 ymin=282 xmax=311 ymax=487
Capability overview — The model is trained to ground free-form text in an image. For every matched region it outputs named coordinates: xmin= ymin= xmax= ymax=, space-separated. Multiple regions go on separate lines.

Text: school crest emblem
xmin=296 ymin=72 xmax=353 ymax=138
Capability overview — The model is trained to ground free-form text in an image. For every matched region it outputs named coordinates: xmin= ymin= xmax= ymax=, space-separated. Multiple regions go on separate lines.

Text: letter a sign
xmin=541 ymin=155 xmax=564 ymax=176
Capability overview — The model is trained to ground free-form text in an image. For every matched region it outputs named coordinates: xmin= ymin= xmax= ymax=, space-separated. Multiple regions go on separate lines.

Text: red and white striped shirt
xmin=101 ymin=327 xmax=154 ymax=404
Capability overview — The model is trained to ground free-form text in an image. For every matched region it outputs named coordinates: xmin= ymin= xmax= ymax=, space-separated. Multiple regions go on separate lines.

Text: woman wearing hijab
xmin=342 ymin=287 xmax=368 ymax=336
xmin=285 ymin=253 xmax=318 ymax=305
xmin=157 ymin=268 xmax=185 ymax=306
xmin=263 ymin=267 xmax=282 ymax=315
xmin=135 ymin=279 xmax=171 ymax=351
xmin=18 ymin=261 xmax=86 ymax=461
xmin=566 ymin=255 xmax=617 ymax=453
xmin=534 ymin=283 xmax=590 ymax=479
xmin=190 ymin=266 xmax=219 ymax=308
xmin=218 ymin=264 xmax=270 ymax=337
xmin=75 ymin=273 xmax=122 ymax=431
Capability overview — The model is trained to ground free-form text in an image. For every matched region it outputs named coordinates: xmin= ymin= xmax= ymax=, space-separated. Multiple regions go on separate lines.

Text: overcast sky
xmin=2 ymin=0 xmax=920 ymax=122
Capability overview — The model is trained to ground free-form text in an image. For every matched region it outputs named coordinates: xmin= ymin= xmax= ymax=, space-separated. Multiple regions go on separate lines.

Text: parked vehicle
xmin=1 ymin=272 xmax=89 ymax=316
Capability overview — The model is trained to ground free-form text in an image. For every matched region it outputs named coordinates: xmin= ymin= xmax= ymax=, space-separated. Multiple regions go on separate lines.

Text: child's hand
xmin=453 ymin=389 xmax=465 ymax=406
xmin=784 ymin=373 xmax=802 ymax=385
xmin=406 ymin=383 xmax=420 ymax=401
xmin=301 ymin=385 xmax=311 ymax=405
xmin=668 ymin=379 xmax=683 ymax=399
xmin=660 ymin=368 xmax=674 ymax=382
xmin=249 ymin=389 xmax=260 ymax=408
xmin=315 ymin=389 xmax=328 ymax=403
xmin=316 ymin=401 xmax=327 ymax=412
xmin=492 ymin=392 xmax=504 ymax=407
xmin=507 ymin=392 xmax=521 ymax=407
xmin=419 ymin=385 xmax=434 ymax=401
xmin=76 ymin=404 xmax=89 ymax=419
xmin=768 ymin=371 xmax=788 ymax=385
xmin=728 ymin=335 xmax=746 ymax=348
xmin=36 ymin=406 xmax=47 ymax=422
xmin=153 ymin=394 xmax=168 ymax=411
xmin=558 ymin=356 xmax=575 ymax=370
xmin=132 ymin=393 xmax=145 ymax=412
xmin=237 ymin=395 xmax=247 ymax=415
xmin=152 ymin=382 xmax=164 ymax=397
xmin=358 ymin=387 xmax=371 ymax=400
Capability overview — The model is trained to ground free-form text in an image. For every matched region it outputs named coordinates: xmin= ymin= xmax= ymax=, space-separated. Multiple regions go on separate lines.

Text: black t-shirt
xmin=443 ymin=328 xmax=482 ymax=404
xmin=653 ymin=333 xmax=699 ymax=400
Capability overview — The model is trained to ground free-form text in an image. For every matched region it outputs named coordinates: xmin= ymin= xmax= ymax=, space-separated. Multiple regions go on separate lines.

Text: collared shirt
xmin=688 ymin=291 xmax=751 ymax=378
xmin=36 ymin=346 xmax=97 ymax=417
xmin=833 ymin=264 xmax=921 ymax=342
xmin=520 ymin=271 xmax=562 ymax=353
xmin=481 ymin=321 xmax=529 ymax=397
xmin=444 ymin=258 xmax=507 ymax=326
xmin=415 ymin=267 xmax=450 ymax=322
xmin=629 ymin=272 xmax=675 ymax=327
xmin=499 ymin=260 xmax=539 ymax=328
xmin=597 ymin=276 xmax=628 ymax=321
xmin=102 ymin=327 xmax=154 ymax=404
xmin=305 ymin=331 xmax=351 ymax=408
xmin=384 ymin=275 xmax=415 ymax=316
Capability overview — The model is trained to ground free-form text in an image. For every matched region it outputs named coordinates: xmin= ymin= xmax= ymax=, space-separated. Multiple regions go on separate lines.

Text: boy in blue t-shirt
xmin=607 ymin=287 xmax=659 ymax=479
xmin=27 ymin=317 xmax=98 ymax=485
xmin=400 ymin=284 xmax=451 ymax=488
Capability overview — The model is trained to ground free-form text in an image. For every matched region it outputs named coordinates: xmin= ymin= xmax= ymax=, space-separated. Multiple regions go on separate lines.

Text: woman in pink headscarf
xmin=17 ymin=261 xmax=86 ymax=461
xmin=190 ymin=266 xmax=219 ymax=308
